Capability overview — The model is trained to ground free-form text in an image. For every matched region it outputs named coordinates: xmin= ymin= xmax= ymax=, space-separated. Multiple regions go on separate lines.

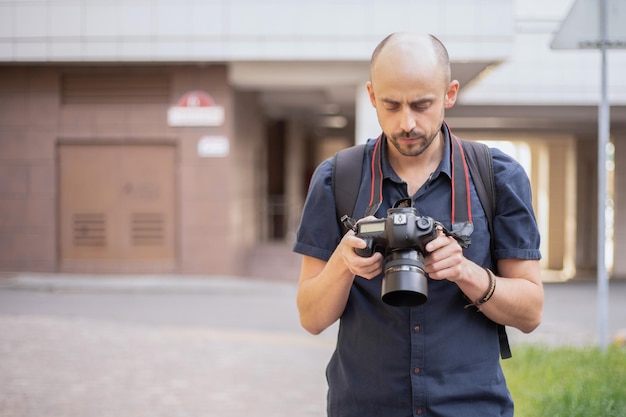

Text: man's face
xmin=367 ymin=52 xmax=457 ymax=157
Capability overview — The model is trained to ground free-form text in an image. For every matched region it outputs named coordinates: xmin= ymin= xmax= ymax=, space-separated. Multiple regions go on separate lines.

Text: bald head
xmin=365 ymin=32 xmax=459 ymax=155
xmin=370 ymin=32 xmax=451 ymax=86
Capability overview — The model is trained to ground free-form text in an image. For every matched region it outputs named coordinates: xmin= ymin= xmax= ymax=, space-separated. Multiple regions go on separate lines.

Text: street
xmin=0 ymin=273 xmax=624 ymax=417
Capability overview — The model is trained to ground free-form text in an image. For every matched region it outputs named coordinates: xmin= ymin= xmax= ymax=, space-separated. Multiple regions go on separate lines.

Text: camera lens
xmin=381 ymin=250 xmax=428 ymax=307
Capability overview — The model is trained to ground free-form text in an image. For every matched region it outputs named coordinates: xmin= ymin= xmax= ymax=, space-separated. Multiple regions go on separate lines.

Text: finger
xmin=342 ymin=233 xmax=367 ymax=250
xmin=357 ymin=215 xmax=378 ymax=223
xmin=425 ymin=234 xmax=453 ymax=253
xmin=352 ymin=253 xmax=383 ymax=278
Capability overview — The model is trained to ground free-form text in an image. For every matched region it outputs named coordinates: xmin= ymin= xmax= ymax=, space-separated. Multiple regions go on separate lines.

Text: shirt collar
xmin=380 ymin=123 xmax=453 ymax=182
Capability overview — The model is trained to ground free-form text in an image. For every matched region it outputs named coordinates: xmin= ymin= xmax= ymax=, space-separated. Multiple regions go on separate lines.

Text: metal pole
xmin=597 ymin=0 xmax=610 ymax=351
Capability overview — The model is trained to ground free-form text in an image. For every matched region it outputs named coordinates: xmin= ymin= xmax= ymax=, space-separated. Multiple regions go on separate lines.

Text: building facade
xmin=1 ymin=0 xmax=625 ymax=280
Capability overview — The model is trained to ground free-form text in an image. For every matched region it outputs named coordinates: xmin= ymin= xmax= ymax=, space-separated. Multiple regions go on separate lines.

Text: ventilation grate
xmin=73 ymin=213 xmax=106 ymax=246
xmin=131 ymin=213 xmax=164 ymax=246
xmin=61 ymin=74 xmax=170 ymax=105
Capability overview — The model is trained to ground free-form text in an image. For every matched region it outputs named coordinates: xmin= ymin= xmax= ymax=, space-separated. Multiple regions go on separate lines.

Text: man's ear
xmin=366 ymin=81 xmax=376 ymax=108
xmin=445 ymin=80 xmax=460 ymax=109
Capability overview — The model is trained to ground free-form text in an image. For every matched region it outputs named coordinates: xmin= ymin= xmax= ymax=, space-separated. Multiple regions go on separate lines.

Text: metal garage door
xmin=58 ymin=143 xmax=176 ymax=272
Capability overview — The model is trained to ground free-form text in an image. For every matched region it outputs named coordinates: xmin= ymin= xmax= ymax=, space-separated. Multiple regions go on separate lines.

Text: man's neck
xmin=387 ymin=133 xmax=445 ymax=196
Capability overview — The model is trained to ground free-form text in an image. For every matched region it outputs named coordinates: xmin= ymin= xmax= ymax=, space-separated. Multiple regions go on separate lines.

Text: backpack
xmin=331 ymin=136 xmax=512 ymax=359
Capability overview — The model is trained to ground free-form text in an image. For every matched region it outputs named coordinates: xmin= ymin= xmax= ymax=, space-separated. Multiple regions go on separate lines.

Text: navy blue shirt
xmin=294 ymin=127 xmax=541 ymax=417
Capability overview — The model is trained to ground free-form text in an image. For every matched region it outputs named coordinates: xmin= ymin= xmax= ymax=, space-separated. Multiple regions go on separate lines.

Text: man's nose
xmin=399 ymin=108 xmax=416 ymax=133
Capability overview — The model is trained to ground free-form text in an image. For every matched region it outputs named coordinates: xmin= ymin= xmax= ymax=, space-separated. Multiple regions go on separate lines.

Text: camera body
xmin=354 ymin=208 xmax=438 ymax=258
xmin=352 ymin=203 xmax=439 ymax=307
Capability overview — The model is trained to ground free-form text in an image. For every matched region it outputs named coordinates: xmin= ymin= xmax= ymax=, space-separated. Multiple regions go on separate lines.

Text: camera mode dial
xmin=417 ymin=217 xmax=433 ymax=230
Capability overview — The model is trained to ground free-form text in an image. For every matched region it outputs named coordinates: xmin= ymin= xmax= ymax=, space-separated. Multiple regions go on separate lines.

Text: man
xmin=294 ymin=32 xmax=543 ymax=417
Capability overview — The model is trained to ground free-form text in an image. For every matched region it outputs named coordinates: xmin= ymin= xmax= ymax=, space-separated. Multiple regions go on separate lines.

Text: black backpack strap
xmin=496 ymin=323 xmax=512 ymax=360
xmin=333 ymin=136 xmax=384 ymax=226
xmin=449 ymin=136 xmax=474 ymax=247
xmin=460 ymin=139 xmax=512 ymax=360
xmin=461 ymin=139 xmax=496 ymax=240
xmin=332 ymin=144 xmax=366 ymax=229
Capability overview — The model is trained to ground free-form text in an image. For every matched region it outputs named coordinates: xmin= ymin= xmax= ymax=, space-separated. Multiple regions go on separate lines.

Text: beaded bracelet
xmin=465 ymin=268 xmax=496 ymax=310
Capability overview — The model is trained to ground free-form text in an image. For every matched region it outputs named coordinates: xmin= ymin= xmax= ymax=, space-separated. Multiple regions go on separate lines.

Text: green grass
xmin=502 ymin=345 xmax=626 ymax=417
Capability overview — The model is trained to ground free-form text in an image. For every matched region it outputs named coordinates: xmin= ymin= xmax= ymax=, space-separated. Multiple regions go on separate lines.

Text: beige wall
xmin=171 ymin=66 xmax=236 ymax=274
xmin=0 ymin=67 xmax=58 ymax=271
xmin=1 ymin=64 xmax=626 ymax=280
xmin=0 ymin=64 xmax=263 ymax=275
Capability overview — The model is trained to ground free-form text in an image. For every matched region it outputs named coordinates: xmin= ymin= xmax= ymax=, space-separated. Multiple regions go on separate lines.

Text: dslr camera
xmin=342 ymin=198 xmax=443 ymax=307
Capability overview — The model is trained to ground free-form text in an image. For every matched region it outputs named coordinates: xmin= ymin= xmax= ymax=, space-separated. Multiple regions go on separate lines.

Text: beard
xmin=388 ymin=129 xmax=439 ymax=157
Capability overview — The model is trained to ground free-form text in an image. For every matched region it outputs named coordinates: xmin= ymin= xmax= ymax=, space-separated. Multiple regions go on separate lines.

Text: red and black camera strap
xmin=364 ymin=122 xmax=474 ymax=243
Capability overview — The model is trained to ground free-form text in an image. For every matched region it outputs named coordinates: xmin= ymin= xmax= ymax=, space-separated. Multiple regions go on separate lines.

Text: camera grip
xmin=354 ymin=240 xmax=375 ymax=257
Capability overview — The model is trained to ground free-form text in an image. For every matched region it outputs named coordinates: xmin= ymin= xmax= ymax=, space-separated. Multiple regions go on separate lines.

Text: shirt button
xmin=413 ymin=367 xmax=420 ymax=375
xmin=414 ymin=326 xmax=420 ymax=333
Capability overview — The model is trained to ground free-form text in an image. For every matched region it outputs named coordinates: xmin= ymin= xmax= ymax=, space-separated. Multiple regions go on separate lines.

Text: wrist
xmin=464 ymin=267 xmax=497 ymax=310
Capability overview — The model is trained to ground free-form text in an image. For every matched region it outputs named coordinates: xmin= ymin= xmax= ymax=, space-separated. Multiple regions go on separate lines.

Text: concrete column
xmin=529 ymin=137 xmax=577 ymax=280
xmin=528 ymin=140 xmax=550 ymax=271
xmin=285 ymin=119 xmax=306 ymax=242
xmin=611 ymin=133 xmax=626 ymax=278
xmin=549 ymin=138 xmax=577 ymax=278
xmin=575 ymin=138 xmax=598 ymax=276
xmin=354 ymin=83 xmax=380 ymax=145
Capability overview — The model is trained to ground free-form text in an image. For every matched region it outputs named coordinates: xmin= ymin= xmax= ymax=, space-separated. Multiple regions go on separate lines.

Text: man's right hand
xmin=339 ymin=227 xmax=384 ymax=280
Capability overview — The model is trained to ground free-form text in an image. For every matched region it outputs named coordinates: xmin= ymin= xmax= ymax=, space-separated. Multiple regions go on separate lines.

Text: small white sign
xmin=168 ymin=106 xmax=225 ymax=127
xmin=197 ymin=136 xmax=229 ymax=157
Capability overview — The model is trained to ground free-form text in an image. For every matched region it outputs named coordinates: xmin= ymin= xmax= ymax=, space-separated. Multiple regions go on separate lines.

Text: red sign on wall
xmin=167 ymin=90 xmax=225 ymax=127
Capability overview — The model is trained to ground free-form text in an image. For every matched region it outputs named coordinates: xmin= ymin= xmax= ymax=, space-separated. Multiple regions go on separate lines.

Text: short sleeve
xmin=491 ymin=148 xmax=542 ymax=261
xmin=293 ymin=158 xmax=344 ymax=261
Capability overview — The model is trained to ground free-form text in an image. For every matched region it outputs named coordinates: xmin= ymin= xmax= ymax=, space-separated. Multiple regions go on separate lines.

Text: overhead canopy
xmin=551 ymin=0 xmax=626 ymax=49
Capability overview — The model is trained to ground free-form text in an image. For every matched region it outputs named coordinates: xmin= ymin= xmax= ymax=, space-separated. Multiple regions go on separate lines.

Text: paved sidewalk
xmin=0 ymin=274 xmax=336 ymax=417
xmin=0 ymin=273 xmax=625 ymax=417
